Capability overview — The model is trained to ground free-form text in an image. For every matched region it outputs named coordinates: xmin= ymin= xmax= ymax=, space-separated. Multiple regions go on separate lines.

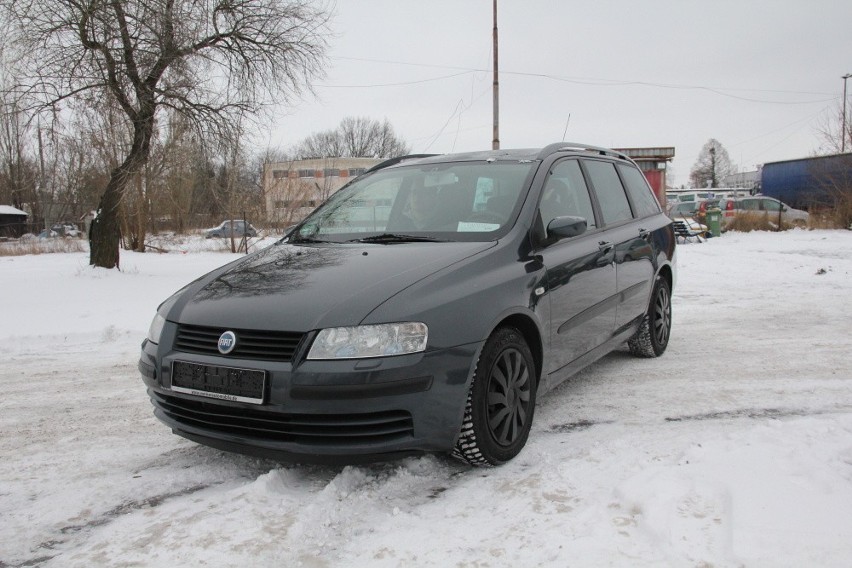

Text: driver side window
xmin=539 ymin=159 xmax=597 ymax=232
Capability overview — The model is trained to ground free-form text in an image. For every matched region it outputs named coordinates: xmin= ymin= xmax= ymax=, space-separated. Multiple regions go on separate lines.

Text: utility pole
xmin=709 ymin=145 xmax=717 ymax=188
xmin=492 ymin=0 xmax=499 ymax=150
xmin=843 ymin=73 xmax=851 ymax=153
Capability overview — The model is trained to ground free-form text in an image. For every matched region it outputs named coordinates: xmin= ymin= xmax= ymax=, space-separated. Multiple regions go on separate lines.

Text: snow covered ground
xmin=1 ymin=230 xmax=851 ymax=567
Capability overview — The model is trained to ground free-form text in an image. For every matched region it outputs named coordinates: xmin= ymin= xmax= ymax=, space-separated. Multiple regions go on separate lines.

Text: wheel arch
xmin=657 ymin=262 xmax=674 ymax=293
xmin=493 ymin=312 xmax=543 ymax=385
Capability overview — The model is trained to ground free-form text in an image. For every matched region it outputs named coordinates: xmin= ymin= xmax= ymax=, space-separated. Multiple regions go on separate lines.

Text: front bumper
xmin=139 ymin=337 xmax=482 ymax=464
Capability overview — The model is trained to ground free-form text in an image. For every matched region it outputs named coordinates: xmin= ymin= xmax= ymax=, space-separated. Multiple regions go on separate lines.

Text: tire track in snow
xmin=3 ymin=484 xmax=217 ymax=568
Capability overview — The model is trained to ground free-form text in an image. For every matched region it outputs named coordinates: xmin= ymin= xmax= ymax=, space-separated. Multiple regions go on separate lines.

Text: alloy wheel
xmin=653 ymin=285 xmax=671 ymax=346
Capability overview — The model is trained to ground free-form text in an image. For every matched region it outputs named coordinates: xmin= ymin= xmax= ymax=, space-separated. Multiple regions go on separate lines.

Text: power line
xmin=321 ymin=71 xmax=473 ymax=88
xmin=731 ymin=104 xmax=833 ymax=147
xmin=328 ymin=56 xmax=836 ymax=105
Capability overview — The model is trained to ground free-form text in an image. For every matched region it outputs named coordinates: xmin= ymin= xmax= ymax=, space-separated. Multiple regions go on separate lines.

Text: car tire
xmin=628 ymin=276 xmax=672 ymax=358
xmin=452 ymin=327 xmax=537 ymax=466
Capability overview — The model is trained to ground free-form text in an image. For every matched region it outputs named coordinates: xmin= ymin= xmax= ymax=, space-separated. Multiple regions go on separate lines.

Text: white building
xmin=722 ymin=170 xmax=760 ymax=191
xmin=263 ymin=157 xmax=382 ymax=226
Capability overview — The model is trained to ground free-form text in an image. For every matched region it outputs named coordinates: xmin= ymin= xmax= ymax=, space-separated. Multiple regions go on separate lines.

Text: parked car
xmin=694 ymin=198 xmax=722 ymax=224
xmin=720 ymin=196 xmax=809 ymax=228
xmin=678 ymin=191 xmax=716 ymax=201
xmin=717 ymin=198 xmax=737 ymax=227
xmin=140 ymin=143 xmax=676 ymax=466
xmin=667 ymin=200 xmax=702 ymax=220
xmin=34 ymin=223 xmax=82 ymax=239
xmin=36 ymin=229 xmax=59 ymax=239
xmin=205 ymin=219 xmax=258 ymax=239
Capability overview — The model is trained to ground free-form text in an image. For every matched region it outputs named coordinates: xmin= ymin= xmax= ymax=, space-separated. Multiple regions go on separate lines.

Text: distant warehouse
xmin=761 ymin=154 xmax=852 ymax=210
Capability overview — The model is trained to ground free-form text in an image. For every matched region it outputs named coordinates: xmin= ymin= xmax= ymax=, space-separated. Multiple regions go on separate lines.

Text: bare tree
xmin=690 ymin=139 xmax=735 ymax=189
xmin=0 ymin=92 xmax=37 ymax=215
xmin=0 ymin=50 xmax=41 ymax=225
xmin=60 ymin=126 xmax=109 ymax=227
xmin=216 ymin=116 xmax=252 ymax=252
xmin=50 ymin=122 xmax=104 ymax=227
xmin=814 ymin=99 xmax=852 ymax=155
xmin=295 ymin=117 xmax=410 ymax=159
xmin=149 ymin=113 xmax=197 ymax=234
xmin=1 ymin=0 xmax=329 ymax=268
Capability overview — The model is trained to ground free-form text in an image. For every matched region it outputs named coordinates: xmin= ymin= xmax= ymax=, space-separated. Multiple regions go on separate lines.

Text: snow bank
xmin=1 ymin=230 xmax=851 ymax=567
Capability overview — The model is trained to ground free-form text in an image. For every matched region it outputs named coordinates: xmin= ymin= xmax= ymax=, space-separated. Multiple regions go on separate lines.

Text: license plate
xmin=171 ymin=361 xmax=266 ymax=405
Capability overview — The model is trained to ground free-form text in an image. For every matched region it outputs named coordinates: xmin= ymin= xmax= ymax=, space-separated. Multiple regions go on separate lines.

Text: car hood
xmin=170 ymin=241 xmax=495 ymax=331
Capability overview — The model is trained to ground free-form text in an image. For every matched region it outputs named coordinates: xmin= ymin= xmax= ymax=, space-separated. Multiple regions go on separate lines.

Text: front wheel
xmin=628 ymin=276 xmax=672 ymax=358
xmin=453 ymin=327 xmax=537 ymax=466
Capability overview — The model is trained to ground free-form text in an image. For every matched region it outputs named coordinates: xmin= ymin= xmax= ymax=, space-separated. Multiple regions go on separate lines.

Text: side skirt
xmin=540 ymin=321 xmax=641 ymax=395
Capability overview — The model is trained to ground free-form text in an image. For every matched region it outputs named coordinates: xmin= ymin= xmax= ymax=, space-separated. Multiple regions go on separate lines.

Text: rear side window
xmin=739 ymin=199 xmax=759 ymax=211
xmin=583 ymin=160 xmax=633 ymax=225
xmin=763 ymin=199 xmax=781 ymax=212
xmin=618 ymin=164 xmax=661 ymax=218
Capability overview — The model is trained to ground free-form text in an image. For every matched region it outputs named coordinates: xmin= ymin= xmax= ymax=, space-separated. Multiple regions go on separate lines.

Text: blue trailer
xmin=760 ymin=154 xmax=852 ymax=210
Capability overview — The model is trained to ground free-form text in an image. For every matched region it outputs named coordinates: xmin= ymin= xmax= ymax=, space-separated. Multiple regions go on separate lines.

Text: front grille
xmin=175 ymin=324 xmax=304 ymax=362
xmin=151 ymin=391 xmax=414 ymax=446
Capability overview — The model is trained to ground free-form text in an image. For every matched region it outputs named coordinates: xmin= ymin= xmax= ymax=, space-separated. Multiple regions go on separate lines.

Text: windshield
xmin=292 ymin=161 xmax=536 ymax=243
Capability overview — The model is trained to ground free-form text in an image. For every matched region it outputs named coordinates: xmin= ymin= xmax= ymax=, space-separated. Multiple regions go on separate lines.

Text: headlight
xmin=147 ymin=313 xmax=166 ymax=344
xmin=307 ymin=322 xmax=428 ymax=360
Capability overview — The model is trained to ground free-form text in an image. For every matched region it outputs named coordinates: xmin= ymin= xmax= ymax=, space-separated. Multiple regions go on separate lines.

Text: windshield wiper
xmin=351 ymin=233 xmax=448 ymax=243
xmin=289 ymin=235 xmax=333 ymax=244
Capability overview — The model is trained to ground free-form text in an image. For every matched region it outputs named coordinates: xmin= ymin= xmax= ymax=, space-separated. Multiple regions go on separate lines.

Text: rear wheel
xmin=453 ymin=327 xmax=537 ymax=466
xmin=628 ymin=276 xmax=672 ymax=358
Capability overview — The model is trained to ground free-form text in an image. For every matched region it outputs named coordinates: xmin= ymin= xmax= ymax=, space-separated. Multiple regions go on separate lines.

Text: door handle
xmin=597 ymin=241 xmax=615 ymax=266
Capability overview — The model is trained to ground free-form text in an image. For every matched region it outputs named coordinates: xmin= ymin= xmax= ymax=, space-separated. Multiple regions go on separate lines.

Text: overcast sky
xmin=264 ymin=0 xmax=852 ymax=186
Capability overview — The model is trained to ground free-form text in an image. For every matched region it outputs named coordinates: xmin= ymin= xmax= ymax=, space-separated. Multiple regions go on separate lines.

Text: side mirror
xmin=547 ymin=215 xmax=588 ymax=240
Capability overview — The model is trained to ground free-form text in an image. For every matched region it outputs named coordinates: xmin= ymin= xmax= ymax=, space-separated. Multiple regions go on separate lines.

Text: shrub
xmin=0 ymin=237 xmax=87 ymax=256
xmin=725 ymin=213 xmax=786 ymax=233
xmin=831 ymin=193 xmax=852 ymax=230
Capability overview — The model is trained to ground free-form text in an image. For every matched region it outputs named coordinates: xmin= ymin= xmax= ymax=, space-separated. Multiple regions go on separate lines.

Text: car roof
xmin=369 ymin=143 xmax=634 ymax=172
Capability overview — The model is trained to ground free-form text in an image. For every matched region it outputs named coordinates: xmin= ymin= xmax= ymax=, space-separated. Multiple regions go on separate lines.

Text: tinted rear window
xmin=583 ymin=160 xmax=633 ymax=225
xmin=618 ymin=164 xmax=661 ymax=218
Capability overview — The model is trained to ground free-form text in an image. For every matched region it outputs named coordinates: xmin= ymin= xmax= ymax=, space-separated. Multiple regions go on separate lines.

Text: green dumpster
xmin=705 ymin=207 xmax=722 ymax=237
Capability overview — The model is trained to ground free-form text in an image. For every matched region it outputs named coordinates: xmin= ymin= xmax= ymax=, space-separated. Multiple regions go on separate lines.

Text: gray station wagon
xmin=205 ymin=219 xmax=258 ymax=239
xmin=139 ymin=143 xmax=676 ymax=466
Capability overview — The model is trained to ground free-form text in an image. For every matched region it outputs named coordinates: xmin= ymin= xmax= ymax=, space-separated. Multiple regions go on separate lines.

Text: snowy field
xmin=1 ymin=230 xmax=852 ymax=567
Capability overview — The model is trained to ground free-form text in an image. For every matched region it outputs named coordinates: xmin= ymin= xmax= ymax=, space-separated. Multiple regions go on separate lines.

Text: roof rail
xmin=536 ymin=143 xmax=629 ymax=161
xmin=363 ymin=154 xmax=439 ymax=175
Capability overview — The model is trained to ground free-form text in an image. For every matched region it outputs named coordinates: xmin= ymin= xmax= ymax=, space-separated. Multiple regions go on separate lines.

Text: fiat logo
xmin=217 ymin=331 xmax=237 ymax=355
